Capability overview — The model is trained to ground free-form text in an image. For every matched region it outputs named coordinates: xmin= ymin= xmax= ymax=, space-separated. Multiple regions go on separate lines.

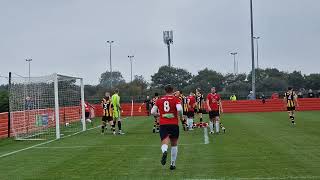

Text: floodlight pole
xmin=163 ymin=31 xmax=173 ymax=67
xmin=230 ymin=52 xmax=238 ymax=75
xmin=167 ymin=44 xmax=171 ymax=67
xmin=128 ymin=55 xmax=134 ymax=82
xmin=250 ymin=0 xmax=256 ymax=99
xmin=25 ymin=58 xmax=32 ymax=81
xmin=106 ymin=41 xmax=114 ymax=89
xmin=253 ymin=36 xmax=260 ymax=69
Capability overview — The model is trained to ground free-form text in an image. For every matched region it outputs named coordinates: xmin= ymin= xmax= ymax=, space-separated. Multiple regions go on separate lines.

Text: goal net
xmin=9 ymin=73 xmax=86 ymax=140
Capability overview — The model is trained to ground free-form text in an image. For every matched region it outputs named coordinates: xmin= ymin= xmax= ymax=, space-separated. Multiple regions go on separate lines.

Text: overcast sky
xmin=0 ymin=0 xmax=319 ymax=85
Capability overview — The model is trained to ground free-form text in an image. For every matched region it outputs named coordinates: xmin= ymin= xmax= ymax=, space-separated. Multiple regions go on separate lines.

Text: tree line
xmin=0 ymin=66 xmax=320 ymax=112
xmin=86 ymin=66 xmax=320 ymax=103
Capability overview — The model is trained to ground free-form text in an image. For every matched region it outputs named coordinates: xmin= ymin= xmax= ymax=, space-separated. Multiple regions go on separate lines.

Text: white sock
xmin=189 ymin=119 xmax=193 ymax=129
xmin=215 ymin=121 xmax=220 ymax=133
xmin=171 ymin=146 xmax=178 ymax=166
xmin=161 ymin=144 xmax=168 ymax=153
xmin=186 ymin=119 xmax=190 ymax=128
xmin=209 ymin=121 xmax=214 ymax=132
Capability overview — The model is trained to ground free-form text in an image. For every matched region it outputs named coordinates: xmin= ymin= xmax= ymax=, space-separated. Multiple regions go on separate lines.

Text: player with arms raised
xmin=207 ymin=87 xmax=223 ymax=134
xmin=284 ymin=87 xmax=299 ymax=125
xmin=151 ymin=84 xmax=183 ymax=170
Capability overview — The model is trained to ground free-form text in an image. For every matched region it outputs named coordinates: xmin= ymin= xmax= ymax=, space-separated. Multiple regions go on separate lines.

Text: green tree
xmin=99 ymin=71 xmax=125 ymax=88
xmin=0 ymin=90 xmax=9 ymax=113
xmin=151 ymin=66 xmax=192 ymax=90
xmin=305 ymin=74 xmax=320 ymax=90
xmin=288 ymin=71 xmax=305 ymax=89
xmin=187 ymin=68 xmax=224 ymax=94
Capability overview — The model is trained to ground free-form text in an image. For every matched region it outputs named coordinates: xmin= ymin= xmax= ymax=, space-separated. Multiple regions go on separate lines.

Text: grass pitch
xmin=1 ymin=111 xmax=320 ymax=180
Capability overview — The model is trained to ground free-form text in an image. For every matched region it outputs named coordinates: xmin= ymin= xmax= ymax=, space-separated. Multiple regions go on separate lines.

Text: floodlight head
xmin=163 ymin=30 xmax=173 ymax=44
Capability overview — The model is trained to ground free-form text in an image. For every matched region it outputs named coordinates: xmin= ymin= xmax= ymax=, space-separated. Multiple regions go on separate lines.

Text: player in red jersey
xmin=206 ymin=87 xmax=224 ymax=134
xmin=151 ymin=84 xmax=183 ymax=170
xmin=186 ymin=92 xmax=196 ymax=130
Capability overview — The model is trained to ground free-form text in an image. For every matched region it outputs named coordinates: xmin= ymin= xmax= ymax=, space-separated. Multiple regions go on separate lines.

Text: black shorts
xmin=287 ymin=107 xmax=296 ymax=111
xmin=160 ymin=125 xmax=179 ymax=141
xmin=209 ymin=111 xmax=220 ymax=119
xmin=102 ymin=116 xmax=113 ymax=122
xmin=183 ymin=110 xmax=187 ymax=116
xmin=195 ymin=109 xmax=204 ymax=114
xmin=85 ymin=112 xmax=90 ymax=118
xmin=186 ymin=111 xmax=195 ymax=118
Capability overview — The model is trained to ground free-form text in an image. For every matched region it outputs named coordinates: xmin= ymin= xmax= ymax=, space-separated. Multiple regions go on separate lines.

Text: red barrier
xmin=1 ymin=98 xmax=319 ymax=139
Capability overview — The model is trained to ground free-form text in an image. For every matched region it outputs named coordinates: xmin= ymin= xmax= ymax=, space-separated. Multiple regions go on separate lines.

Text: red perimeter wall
xmin=1 ymin=98 xmax=320 ymax=139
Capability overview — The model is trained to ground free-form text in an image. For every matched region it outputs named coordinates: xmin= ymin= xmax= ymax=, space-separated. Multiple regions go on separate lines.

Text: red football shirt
xmin=155 ymin=95 xmax=181 ymax=125
xmin=187 ymin=95 xmax=196 ymax=112
xmin=207 ymin=93 xmax=221 ymax=111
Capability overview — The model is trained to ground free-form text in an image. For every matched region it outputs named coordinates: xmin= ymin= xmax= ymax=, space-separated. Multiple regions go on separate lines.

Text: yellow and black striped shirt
xmin=101 ymin=98 xmax=113 ymax=117
xmin=285 ymin=91 xmax=297 ymax=108
xmin=196 ymin=94 xmax=204 ymax=110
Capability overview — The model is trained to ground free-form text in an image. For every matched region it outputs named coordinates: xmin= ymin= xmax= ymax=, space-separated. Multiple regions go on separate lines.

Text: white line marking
xmin=203 ymin=127 xmax=209 ymax=144
xmin=33 ymin=143 xmax=205 ymax=149
xmin=0 ymin=125 xmax=101 ymax=159
xmin=185 ymin=176 xmax=320 ymax=180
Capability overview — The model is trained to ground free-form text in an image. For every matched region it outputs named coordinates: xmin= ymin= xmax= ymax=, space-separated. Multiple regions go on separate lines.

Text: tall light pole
xmin=230 ymin=52 xmax=238 ymax=75
xmin=163 ymin=31 xmax=173 ymax=67
xmin=253 ymin=36 xmax=260 ymax=69
xmin=250 ymin=0 xmax=256 ymax=99
xmin=106 ymin=41 xmax=114 ymax=88
xmin=128 ymin=55 xmax=134 ymax=82
xmin=25 ymin=58 xmax=32 ymax=81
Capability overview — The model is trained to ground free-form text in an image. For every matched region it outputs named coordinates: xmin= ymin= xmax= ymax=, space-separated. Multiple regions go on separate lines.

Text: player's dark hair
xmin=114 ymin=88 xmax=119 ymax=93
xmin=288 ymin=87 xmax=293 ymax=90
xmin=164 ymin=84 xmax=174 ymax=93
xmin=179 ymin=90 xmax=183 ymax=94
xmin=155 ymin=92 xmax=159 ymax=96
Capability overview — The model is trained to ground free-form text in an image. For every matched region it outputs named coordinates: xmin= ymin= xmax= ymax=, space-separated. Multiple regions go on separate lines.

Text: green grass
xmin=1 ymin=111 xmax=320 ymax=180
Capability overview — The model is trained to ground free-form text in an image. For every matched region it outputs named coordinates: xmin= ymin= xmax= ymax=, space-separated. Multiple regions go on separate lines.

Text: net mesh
xmin=9 ymin=74 xmax=85 ymax=140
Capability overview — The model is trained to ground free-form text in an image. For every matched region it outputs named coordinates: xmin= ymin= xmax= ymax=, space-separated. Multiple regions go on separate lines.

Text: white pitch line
xmin=203 ymin=127 xmax=209 ymax=144
xmin=185 ymin=176 xmax=320 ymax=180
xmin=33 ymin=143 xmax=205 ymax=149
xmin=0 ymin=125 xmax=101 ymax=159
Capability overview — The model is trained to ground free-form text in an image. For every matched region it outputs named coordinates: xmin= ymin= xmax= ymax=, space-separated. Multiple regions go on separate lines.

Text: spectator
xmin=25 ymin=96 xmax=34 ymax=110
xmin=139 ymin=96 xmax=152 ymax=116
xmin=247 ymin=91 xmax=255 ymax=100
xmin=230 ymin=94 xmax=237 ymax=101
xmin=261 ymin=94 xmax=266 ymax=104
xmin=297 ymin=91 xmax=303 ymax=98
xmin=308 ymin=89 xmax=314 ymax=98
xmin=271 ymin=93 xmax=279 ymax=100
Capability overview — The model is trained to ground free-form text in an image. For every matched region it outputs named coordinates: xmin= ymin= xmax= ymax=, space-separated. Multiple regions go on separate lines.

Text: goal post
xmin=9 ymin=73 xmax=86 ymax=140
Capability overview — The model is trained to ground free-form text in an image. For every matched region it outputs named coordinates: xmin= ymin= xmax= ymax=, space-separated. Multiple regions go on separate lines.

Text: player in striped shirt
xmin=284 ymin=87 xmax=299 ymax=125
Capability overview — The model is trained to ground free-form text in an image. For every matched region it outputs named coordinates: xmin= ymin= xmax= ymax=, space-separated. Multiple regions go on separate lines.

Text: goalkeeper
xmin=112 ymin=89 xmax=125 ymax=135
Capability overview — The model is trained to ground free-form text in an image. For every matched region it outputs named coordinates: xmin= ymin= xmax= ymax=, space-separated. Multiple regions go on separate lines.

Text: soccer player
xmin=284 ymin=87 xmax=299 ymax=125
xmin=151 ymin=93 xmax=160 ymax=133
xmin=187 ymin=92 xmax=196 ymax=130
xmin=111 ymin=89 xmax=125 ymax=135
xmin=174 ymin=90 xmax=187 ymax=131
xmin=139 ymin=96 xmax=152 ymax=116
xmin=207 ymin=87 xmax=223 ymax=134
xmin=151 ymin=84 xmax=183 ymax=170
xmin=195 ymin=88 xmax=205 ymax=127
xmin=101 ymin=92 xmax=115 ymax=134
